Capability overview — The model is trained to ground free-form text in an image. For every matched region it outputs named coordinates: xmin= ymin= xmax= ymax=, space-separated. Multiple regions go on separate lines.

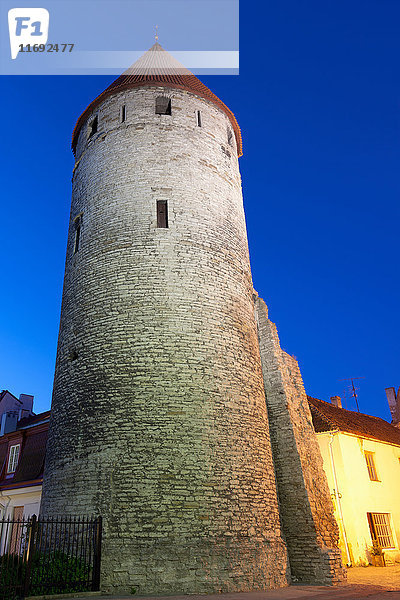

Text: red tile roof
xmin=17 ymin=410 xmax=50 ymax=429
xmin=12 ymin=430 xmax=48 ymax=484
xmin=308 ymin=396 xmax=400 ymax=447
xmin=72 ymin=42 xmax=242 ymax=157
xmin=0 ymin=414 xmax=49 ymax=488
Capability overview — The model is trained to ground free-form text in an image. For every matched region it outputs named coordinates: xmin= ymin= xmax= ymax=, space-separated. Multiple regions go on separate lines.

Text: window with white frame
xmin=7 ymin=444 xmax=20 ymax=473
xmin=367 ymin=512 xmax=395 ymax=549
xmin=364 ymin=451 xmax=379 ymax=481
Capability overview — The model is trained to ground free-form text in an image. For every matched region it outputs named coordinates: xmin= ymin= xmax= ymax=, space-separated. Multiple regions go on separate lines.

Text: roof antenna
xmin=155 ymin=24 xmax=159 ymax=41
xmin=338 ymin=377 xmax=365 ymax=412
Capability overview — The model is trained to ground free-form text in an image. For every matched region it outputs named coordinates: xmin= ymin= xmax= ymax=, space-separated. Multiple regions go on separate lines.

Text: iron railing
xmin=0 ymin=515 xmax=102 ymax=600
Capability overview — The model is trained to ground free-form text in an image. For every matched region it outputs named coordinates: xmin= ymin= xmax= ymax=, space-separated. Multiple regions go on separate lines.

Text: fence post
xmin=22 ymin=514 xmax=37 ymax=598
xmin=91 ymin=516 xmax=102 ymax=591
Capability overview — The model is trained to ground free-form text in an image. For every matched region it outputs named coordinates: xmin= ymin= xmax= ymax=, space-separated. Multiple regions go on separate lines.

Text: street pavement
xmin=40 ymin=566 xmax=400 ymax=600
xmin=55 ymin=586 xmax=400 ymax=600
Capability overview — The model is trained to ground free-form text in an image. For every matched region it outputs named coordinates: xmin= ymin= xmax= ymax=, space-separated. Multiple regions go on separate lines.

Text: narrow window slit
xmin=74 ymin=226 xmax=81 ymax=253
xmin=73 ymin=214 xmax=82 ymax=254
xmin=157 ymin=200 xmax=168 ymax=228
xmin=120 ymin=105 xmax=126 ymax=123
xmin=196 ymin=110 xmax=202 ymax=127
xmin=89 ymin=116 xmax=98 ymax=138
xmin=227 ymin=127 xmax=233 ymax=147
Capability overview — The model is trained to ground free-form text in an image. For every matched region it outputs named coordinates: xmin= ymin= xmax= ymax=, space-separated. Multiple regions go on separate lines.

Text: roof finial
xmin=155 ymin=25 xmax=159 ymax=41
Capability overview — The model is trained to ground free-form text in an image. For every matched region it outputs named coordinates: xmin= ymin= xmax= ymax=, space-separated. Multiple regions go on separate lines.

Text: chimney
xmin=385 ymin=387 xmax=400 ymax=427
xmin=330 ymin=396 xmax=342 ymax=409
xmin=19 ymin=394 xmax=34 ymax=414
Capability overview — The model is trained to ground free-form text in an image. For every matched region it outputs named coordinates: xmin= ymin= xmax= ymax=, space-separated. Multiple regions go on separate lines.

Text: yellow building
xmin=308 ymin=394 xmax=400 ymax=567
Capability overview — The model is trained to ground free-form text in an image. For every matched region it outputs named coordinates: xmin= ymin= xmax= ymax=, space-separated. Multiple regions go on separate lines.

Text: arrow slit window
xmin=73 ymin=215 xmax=82 ymax=254
xmin=227 ymin=127 xmax=233 ymax=146
xmin=89 ymin=116 xmax=98 ymax=138
xmin=157 ymin=201 xmax=168 ymax=228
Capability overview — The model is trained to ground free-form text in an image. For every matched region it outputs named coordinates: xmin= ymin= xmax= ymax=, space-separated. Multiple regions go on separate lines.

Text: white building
xmin=0 ymin=390 xmax=49 ymax=525
xmin=309 ymin=392 xmax=400 ymax=567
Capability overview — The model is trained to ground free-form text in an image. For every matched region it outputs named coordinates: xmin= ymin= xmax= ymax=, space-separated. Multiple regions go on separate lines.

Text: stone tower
xmin=41 ymin=44 xmax=290 ymax=593
xmin=42 ymin=43 xmax=345 ymax=593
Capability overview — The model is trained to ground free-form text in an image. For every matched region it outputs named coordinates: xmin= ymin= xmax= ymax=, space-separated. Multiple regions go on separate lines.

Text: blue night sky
xmin=1 ymin=0 xmax=399 ymax=420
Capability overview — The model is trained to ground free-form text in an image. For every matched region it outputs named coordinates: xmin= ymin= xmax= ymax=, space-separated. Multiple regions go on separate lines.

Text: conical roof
xmin=72 ymin=43 xmax=242 ymax=156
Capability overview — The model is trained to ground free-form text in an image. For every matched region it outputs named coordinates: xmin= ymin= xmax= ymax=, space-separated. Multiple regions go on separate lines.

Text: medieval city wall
xmin=255 ymin=295 xmax=346 ymax=584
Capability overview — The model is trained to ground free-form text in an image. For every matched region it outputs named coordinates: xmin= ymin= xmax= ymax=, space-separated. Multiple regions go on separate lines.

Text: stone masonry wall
xmin=255 ymin=295 xmax=346 ymax=585
xmin=41 ymin=87 xmax=289 ymax=594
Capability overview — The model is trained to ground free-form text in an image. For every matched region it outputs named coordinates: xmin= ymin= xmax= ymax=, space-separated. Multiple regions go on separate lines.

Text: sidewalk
xmin=30 ymin=567 xmax=400 ymax=600
xmin=36 ymin=584 xmax=400 ymax=600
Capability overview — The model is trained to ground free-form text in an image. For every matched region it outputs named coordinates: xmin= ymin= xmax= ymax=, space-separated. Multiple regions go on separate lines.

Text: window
xmin=227 ymin=127 xmax=233 ymax=147
xmin=221 ymin=145 xmax=231 ymax=158
xmin=156 ymin=200 xmax=168 ymax=228
xmin=196 ymin=110 xmax=202 ymax=127
xmin=73 ymin=215 xmax=82 ymax=254
xmin=365 ymin=451 xmax=379 ymax=481
xmin=73 ymin=214 xmax=82 ymax=253
xmin=88 ymin=115 xmax=98 ymax=137
xmin=7 ymin=444 xmax=20 ymax=474
xmin=367 ymin=513 xmax=395 ymax=548
xmin=68 ymin=349 xmax=78 ymax=361
xmin=74 ymin=225 xmax=81 ymax=254
xmin=155 ymin=97 xmax=171 ymax=115
xmin=120 ymin=105 xmax=126 ymax=123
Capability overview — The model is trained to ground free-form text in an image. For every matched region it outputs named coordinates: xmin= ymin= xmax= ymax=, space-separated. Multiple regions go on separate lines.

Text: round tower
xmin=41 ymin=44 xmax=289 ymax=594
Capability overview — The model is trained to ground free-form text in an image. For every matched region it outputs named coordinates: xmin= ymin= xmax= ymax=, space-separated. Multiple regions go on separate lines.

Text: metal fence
xmin=0 ymin=515 xmax=102 ymax=600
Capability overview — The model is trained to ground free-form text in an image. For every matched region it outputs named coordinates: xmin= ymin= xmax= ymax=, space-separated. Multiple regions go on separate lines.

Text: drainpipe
xmin=328 ymin=431 xmax=352 ymax=567
xmin=0 ymin=491 xmax=11 ymax=553
xmin=0 ymin=491 xmax=11 ymax=516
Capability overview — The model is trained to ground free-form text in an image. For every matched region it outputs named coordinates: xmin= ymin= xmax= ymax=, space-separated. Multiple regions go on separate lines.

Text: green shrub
xmin=0 ymin=554 xmax=25 ymax=600
xmin=0 ymin=550 xmax=90 ymax=598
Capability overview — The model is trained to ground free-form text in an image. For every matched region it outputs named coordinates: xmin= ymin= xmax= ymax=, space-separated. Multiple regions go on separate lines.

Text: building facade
xmin=0 ymin=391 xmax=49 ymax=529
xmin=309 ymin=394 xmax=400 ymax=567
xmin=41 ymin=43 xmax=345 ymax=593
